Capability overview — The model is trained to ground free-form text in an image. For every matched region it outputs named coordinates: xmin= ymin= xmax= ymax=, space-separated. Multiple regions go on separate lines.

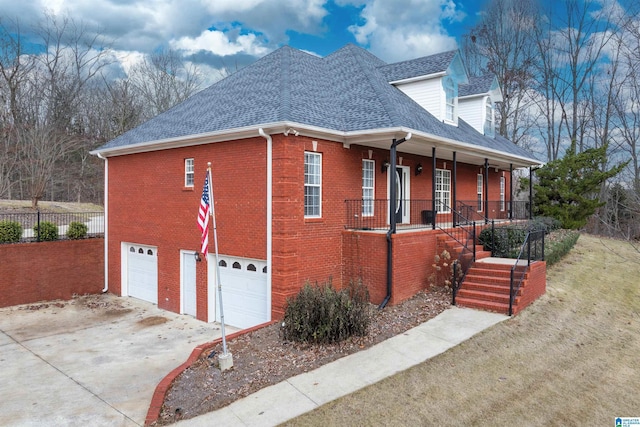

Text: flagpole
xmin=207 ymin=162 xmax=232 ymax=369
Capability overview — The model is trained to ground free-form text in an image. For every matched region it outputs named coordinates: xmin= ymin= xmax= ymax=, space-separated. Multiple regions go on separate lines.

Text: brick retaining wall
xmin=0 ymin=238 xmax=104 ymax=308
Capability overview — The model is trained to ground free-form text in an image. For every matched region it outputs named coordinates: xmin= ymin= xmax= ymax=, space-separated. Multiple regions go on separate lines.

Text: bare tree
xmin=129 ymin=48 xmax=202 ymax=120
xmin=0 ymin=19 xmax=36 ymax=198
xmin=16 ymin=121 xmax=79 ymax=208
xmin=462 ymin=0 xmax=539 ymax=148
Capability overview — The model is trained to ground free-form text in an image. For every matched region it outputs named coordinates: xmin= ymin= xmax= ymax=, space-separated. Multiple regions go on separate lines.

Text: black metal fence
xmin=0 ymin=211 xmax=104 ymax=243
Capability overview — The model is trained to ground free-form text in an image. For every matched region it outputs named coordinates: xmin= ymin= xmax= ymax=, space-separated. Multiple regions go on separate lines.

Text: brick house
xmin=92 ymin=44 xmax=541 ymax=328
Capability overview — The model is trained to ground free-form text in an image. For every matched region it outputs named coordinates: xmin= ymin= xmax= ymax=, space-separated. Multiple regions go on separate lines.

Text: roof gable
xmin=459 ymin=74 xmax=503 ymax=102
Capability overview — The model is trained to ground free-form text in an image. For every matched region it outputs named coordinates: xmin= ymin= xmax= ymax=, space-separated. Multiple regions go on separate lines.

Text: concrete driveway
xmin=0 ymin=294 xmax=236 ymax=426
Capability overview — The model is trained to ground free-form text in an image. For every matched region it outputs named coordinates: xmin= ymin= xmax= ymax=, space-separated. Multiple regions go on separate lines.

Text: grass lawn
xmin=0 ymin=199 xmax=103 ymax=213
xmin=284 ymin=234 xmax=640 ymax=426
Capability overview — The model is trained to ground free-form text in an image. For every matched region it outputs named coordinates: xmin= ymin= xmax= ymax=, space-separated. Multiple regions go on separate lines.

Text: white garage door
xmin=209 ymin=255 xmax=268 ymax=329
xmin=127 ymin=244 xmax=158 ymax=304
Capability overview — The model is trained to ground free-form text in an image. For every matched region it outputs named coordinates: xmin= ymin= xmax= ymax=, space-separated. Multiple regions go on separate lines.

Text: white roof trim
xmin=388 ymin=71 xmax=446 ymax=85
xmin=91 ymin=121 xmax=541 ymax=168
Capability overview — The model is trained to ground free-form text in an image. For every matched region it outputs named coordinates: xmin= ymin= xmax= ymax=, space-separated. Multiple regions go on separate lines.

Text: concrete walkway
xmin=175 ymin=307 xmax=508 ymax=426
xmin=0 ymin=295 xmax=237 ymax=426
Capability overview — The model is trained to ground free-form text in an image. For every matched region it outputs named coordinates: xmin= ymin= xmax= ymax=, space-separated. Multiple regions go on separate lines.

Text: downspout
xmin=380 ymin=132 xmax=411 ymax=309
xmin=258 ymin=128 xmax=272 ymax=321
xmin=97 ymin=152 xmax=109 ymax=293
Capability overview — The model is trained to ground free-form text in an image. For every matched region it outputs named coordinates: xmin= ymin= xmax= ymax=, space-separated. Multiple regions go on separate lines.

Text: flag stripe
xmin=197 ymin=171 xmax=210 ymax=255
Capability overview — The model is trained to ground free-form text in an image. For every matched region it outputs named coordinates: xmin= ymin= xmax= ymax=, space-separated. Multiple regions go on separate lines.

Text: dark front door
xmin=395 ymin=167 xmax=404 ymax=224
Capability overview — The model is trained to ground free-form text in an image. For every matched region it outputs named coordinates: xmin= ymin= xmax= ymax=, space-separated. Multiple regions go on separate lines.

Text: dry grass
xmin=284 ymin=234 xmax=640 ymax=426
xmin=0 ymin=199 xmax=103 ymax=213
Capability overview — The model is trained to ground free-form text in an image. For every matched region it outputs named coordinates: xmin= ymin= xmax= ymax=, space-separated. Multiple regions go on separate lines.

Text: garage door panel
xmin=127 ymin=245 xmax=158 ymax=305
xmin=212 ymin=256 xmax=268 ymax=329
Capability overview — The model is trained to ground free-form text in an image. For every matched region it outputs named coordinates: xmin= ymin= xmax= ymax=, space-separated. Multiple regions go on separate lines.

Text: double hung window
xmin=304 ymin=152 xmax=322 ymax=217
xmin=185 ymin=158 xmax=194 ymax=187
xmin=435 ymin=169 xmax=451 ymax=213
xmin=477 ymin=174 xmax=483 ymax=212
xmin=362 ymin=160 xmax=374 ymax=216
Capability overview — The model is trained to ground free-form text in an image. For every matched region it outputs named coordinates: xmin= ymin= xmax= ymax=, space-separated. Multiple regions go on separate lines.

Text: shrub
xmin=281 ymin=279 xmax=372 ymax=344
xmin=428 ymin=250 xmax=453 ymax=288
xmin=545 ymin=230 xmax=580 ymax=266
xmin=0 ymin=220 xmax=22 ymax=243
xmin=33 ymin=221 xmax=58 ymax=241
xmin=66 ymin=221 xmax=88 ymax=240
xmin=479 ymin=225 xmax=526 ymax=257
xmin=529 ymin=216 xmax=562 ymax=234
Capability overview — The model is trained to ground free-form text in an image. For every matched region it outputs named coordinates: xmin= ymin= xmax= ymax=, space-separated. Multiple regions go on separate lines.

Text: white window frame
xmin=477 ymin=174 xmax=483 ymax=212
xmin=484 ymin=98 xmax=494 ymax=137
xmin=500 ymin=176 xmax=506 ymax=211
xmin=444 ymin=78 xmax=456 ymax=123
xmin=185 ymin=158 xmax=194 ymax=187
xmin=435 ymin=169 xmax=451 ymax=213
xmin=304 ymin=152 xmax=322 ymax=218
xmin=362 ymin=160 xmax=374 ymax=217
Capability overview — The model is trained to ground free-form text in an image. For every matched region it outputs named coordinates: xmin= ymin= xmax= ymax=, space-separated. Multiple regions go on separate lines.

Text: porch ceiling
xmin=343 ymin=130 xmax=541 ymax=170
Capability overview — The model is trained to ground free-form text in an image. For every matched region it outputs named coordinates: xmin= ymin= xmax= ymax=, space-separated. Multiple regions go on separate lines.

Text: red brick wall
xmin=0 ymin=239 xmax=104 ymax=308
xmin=342 ymin=229 xmax=443 ymax=306
xmin=391 ymin=230 xmax=439 ymax=304
xmin=107 ymin=138 xmax=267 ymax=320
xmin=106 ymin=133 xmax=514 ymax=321
xmin=514 ymin=260 xmax=546 ymax=315
xmin=342 ymin=231 xmax=388 ymax=304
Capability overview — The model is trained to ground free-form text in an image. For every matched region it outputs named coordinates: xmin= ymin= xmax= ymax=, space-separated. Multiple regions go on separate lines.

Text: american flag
xmin=197 ymin=170 xmax=210 ymax=255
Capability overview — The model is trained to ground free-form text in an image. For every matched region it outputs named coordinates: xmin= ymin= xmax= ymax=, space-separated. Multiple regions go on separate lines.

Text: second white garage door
xmin=209 ymin=255 xmax=268 ymax=329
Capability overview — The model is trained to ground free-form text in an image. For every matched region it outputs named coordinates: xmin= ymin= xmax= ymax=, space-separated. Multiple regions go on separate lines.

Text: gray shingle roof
xmin=377 ymin=50 xmax=458 ymax=82
xmin=97 ymin=44 xmax=537 ymax=162
xmin=459 ymin=74 xmax=496 ymax=97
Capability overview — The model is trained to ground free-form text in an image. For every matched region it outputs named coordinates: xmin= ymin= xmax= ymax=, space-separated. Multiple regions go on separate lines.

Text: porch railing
xmin=457 ymin=200 xmax=529 ymax=224
xmin=344 ymin=199 xmax=529 ymax=231
xmin=344 ymin=199 xmax=435 ymax=230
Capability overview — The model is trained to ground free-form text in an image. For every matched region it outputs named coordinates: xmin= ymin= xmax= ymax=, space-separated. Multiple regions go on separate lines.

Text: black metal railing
xmin=345 ymin=199 xmax=530 ymax=231
xmin=345 ymin=199 xmax=436 ymax=230
xmin=437 ymin=205 xmax=477 ymax=305
xmin=0 ymin=211 xmax=104 ymax=243
xmin=509 ymin=228 xmax=545 ymax=315
xmin=457 ymin=200 xmax=529 ymax=224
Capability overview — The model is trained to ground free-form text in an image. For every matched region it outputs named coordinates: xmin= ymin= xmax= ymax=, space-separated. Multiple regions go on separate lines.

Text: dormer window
xmin=484 ymin=98 xmax=495 ymax=137
xmin=444 ymin=77 xmax=456 ymax=123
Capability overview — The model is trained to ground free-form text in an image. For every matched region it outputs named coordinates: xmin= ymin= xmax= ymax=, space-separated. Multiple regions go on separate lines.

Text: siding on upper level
xmin=459 ymin=95 xmax=486 ymax=135
xmin=395 ymin=78 xmax=443 ymax=121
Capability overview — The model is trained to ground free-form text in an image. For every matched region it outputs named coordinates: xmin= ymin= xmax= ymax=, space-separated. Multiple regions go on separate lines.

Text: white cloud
xmin=170 ymin=30 xmax=270 ymax=57
xmin=347 ymin=0 xmax=462 ymax=62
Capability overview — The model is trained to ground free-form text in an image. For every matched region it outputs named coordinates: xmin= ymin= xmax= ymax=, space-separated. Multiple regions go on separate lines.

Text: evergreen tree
xmin=533 ymin=141 xmax=627 ymax=229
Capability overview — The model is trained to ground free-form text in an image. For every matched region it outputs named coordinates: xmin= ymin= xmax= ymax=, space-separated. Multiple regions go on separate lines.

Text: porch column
xmin=484 ymin=158 xmax=489 ymax=224
xmin=432 ymin=147 xmax=436 ymax=230
xmin=389 ymin=139 xmax=398 ymax=234
xmin=529 ymin=166 xmax=533 ymax=220
xmin=452 ymin=151 xmax=457 ymax=227
xmin=509 ymin=163 xmax=513 ymax=220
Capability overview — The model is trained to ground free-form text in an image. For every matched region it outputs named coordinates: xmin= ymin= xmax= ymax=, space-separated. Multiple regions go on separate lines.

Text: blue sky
xmin=0 ymin=0 xmax=486 ymax=82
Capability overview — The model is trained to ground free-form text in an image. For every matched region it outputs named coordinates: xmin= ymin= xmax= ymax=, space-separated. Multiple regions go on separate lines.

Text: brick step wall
xmin=438 ymin=233 xmax=547 ymax=316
